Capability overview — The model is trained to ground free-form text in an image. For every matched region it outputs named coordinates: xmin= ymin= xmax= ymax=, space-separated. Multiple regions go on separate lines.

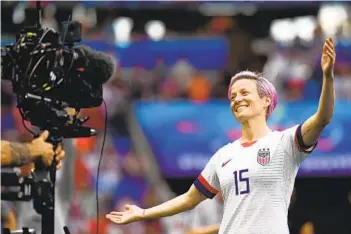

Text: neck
xmin=240 ymin=115 xmax=270 ymax=142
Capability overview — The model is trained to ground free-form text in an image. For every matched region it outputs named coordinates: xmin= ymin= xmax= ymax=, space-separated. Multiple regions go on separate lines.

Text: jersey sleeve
xmin=283 ymin=124 xmax=318 ymax=164
xmin=193 ymin=151 xmax=220 ymax=199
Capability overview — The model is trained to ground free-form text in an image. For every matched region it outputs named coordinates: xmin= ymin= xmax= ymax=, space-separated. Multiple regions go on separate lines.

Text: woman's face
xmin=229 ymin=79 xmax=270 ymax=122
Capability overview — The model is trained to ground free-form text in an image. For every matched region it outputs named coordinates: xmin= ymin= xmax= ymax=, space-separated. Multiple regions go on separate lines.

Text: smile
xmin=235 ymin=105 xmax=248 ymax=112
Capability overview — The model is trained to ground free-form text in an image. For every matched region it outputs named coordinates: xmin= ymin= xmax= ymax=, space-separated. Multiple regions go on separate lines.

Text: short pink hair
xmin=227 ymin=71 xmax=278 ymax=119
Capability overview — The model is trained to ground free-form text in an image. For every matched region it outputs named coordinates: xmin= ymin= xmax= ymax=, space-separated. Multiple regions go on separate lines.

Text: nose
xmin=234 ymin=95 xmax=244 ymax=103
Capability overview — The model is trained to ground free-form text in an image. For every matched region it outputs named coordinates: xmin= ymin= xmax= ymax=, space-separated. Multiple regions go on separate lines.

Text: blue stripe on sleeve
xmin=194 ymin=178 xmax=216 ymax=199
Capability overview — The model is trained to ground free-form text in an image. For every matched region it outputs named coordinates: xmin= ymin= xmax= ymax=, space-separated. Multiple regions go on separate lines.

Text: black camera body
xmin=1 ymin=18 xmax=104 ymax=133
xmin=0 ymin=2 xmax=111 ymax=234
xmin=61 ymin=21 xmax=82 ymax=45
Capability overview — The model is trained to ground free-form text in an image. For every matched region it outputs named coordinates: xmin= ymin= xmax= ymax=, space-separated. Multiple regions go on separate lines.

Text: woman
xmin=106 ymin=38 xmax=336 ymax=234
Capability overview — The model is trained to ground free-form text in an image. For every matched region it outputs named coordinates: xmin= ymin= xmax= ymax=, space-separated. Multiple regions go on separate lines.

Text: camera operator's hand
xmin=28 ymin=131 xmax=65 ymax=169
xmin=28 ymin=131 xmax=54 ymax=165
xmin=54 ymin=144 xmax=65 ymax=170
xmin=1 ymin=131 xmax=64 ymax=168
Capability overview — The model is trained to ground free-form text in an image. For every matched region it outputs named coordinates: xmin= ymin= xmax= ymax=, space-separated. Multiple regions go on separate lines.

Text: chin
xmin=234 ymin=112 xmax=250 ymax=123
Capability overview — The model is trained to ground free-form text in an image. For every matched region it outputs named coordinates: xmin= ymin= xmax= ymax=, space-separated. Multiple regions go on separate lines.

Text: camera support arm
xmin=33 ymin=133 xmax=62 ymax=234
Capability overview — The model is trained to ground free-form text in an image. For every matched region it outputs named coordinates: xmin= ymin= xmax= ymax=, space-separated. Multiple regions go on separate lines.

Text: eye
xmin=242 ymin=91 xmax=249 ymax=96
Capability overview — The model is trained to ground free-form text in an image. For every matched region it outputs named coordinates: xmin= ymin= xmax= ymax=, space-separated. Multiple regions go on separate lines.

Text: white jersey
xmin=194 ymin=125 xmax=315 ymax=234
xmin=184 ymin=196 xmax=223 ymax=230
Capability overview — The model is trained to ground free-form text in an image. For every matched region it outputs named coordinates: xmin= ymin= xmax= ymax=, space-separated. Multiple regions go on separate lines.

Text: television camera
xmin=1 ymin=1 xmax=114 ymax=234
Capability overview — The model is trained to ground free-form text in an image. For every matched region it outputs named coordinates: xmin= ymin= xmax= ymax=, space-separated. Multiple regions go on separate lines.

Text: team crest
xmin=257 ymin=148 xmax=270 ymax=166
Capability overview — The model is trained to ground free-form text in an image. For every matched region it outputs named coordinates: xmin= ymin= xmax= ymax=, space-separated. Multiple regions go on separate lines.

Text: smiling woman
xmin=106 ymin=37 xmax=337 ymax=234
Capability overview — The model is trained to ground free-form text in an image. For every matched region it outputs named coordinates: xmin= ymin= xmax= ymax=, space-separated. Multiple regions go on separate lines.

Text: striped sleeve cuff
xmin=294 ymin=124 xmax=318 ymax=154
xmin=194 ymin=175 xmax=218 ymax=199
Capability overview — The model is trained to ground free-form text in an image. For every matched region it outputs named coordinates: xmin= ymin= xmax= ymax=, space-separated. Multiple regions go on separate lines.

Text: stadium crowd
xmin=1 ymin=2 xmax=350 ymax=234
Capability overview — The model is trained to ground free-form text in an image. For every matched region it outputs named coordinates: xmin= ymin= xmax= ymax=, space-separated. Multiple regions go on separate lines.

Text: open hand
xmin=321 ymin=37 xmax=336 ymax=78
xmin=106 ymin=204 xmax=144 ymax=224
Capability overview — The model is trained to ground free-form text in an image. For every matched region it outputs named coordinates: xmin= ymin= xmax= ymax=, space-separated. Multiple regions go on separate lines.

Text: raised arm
xmin=300 ymin=37 xmax=336 ymax=148
xmin=106 ymin=184 xmax=207 ymax=224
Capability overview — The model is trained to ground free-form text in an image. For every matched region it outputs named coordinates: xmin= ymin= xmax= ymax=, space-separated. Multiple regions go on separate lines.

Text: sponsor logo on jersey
xmin=221 ymin=159 xmax=232 ymax=167
xmin=257 ymin=148 xmax=270 ymax=166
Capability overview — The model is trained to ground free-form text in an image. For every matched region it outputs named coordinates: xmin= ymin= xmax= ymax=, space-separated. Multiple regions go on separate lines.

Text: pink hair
xmin=227 ymin=71 xmax=278 ymax=119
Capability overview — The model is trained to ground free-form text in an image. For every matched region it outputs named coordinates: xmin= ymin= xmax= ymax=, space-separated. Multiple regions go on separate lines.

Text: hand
xmin=28 ymin=131 xmax=54 ymax=165
xmin=54 ymin=144 xmax=65 ymax=170
xmin=28 ymin=131 xmax=65 ymax=169
xmin=321 ymin=37 xmax=336 ymax=78
xmin=106 ymin=204 xmax=144 ymax=224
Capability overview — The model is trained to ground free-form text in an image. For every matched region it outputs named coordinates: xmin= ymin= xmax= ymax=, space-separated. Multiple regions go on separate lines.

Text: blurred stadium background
xmin=1 ymin=1 xmax=351 ymax=234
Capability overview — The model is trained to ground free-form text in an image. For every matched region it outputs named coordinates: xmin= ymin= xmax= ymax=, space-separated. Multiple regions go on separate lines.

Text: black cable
xmin=96 ymin=99 xmax=108 ymax=234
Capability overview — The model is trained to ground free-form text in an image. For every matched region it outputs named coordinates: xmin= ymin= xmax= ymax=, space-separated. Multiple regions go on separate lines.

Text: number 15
xmin=233 ymin=169 xmax=250 ymax=195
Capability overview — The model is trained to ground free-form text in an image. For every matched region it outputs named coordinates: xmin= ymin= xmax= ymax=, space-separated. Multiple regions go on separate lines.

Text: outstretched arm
xmin=300 ymin=37 xmax=336 ymax=149
xmin=106 ymin=185 xmax=208 ymax=224
xmin=143 ymin=185 xmax=207 ymax=219
xmin=107 ymin=149 xmax=221 ymax=225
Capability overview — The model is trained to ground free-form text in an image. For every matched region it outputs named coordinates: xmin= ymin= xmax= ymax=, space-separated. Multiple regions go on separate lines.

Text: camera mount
xmin=1 ymin=135 xmax=71 ymax=234
xmin=1 ymin=0 xmax=111 ymax=232
xmin=1 ymin=1 xmax=86 ymax=234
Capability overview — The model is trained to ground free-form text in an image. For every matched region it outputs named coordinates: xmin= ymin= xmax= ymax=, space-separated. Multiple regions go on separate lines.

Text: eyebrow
xmin=231 ymin=88 xmax=248 ymax=94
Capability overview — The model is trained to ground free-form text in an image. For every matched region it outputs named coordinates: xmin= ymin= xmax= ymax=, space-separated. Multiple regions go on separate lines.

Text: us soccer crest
xmin=257 ymin=148 xmax=270 ymax=166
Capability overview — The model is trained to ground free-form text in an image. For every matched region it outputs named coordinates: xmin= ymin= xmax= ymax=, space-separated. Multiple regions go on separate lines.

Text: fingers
xmin=323 ymin=50 xmax=336 ymax=63
xmin=55 ymin=145 xmax=65 ymax=160
xmin=54 ymin=144 xmax=65 ymax=169
xmin=323 ymin=37 xmax=336 ymax=62
xmin=43 ymin=145 xmax=55 ymax=166
xmin=39 ymin=130 xmax=50 ymax=141
xmin=323 ymin=44 xmax=335 ymax=56
xmin=45 ymin=151 xmax=64 ymax=168
xmin=55 ymin=144 xmax=62 ymax=153
xmin=326 ymin=37 xmax=335 ymax=47
xmin=109 ymin=211 xmax=123 ymax=216
xmin=323 ymin=43 xmax=334 ymax=54
xmin=324 ymin=38 xmax=335 ymax=53
xmin=53 ymin=151 xmax=65 ymax=169
xmin=325 ymin=51 xmax=335 ymax=60
xmin=56 ymin=151 xmax=65 ymax=161
xmin=106 ymin=213 xmax=125 ymax=224
xmin=106 ymin=216 xmax=123 ymax=224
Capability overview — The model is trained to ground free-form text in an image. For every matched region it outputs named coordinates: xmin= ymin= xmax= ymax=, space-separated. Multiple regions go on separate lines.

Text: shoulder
xmin=282 ymin=125 xmax=299 ymax=135
xmin=205 ymin=142 xmax=236 ymax=168
xmin=216 ymin=141 xmax=238 ymax=158
xmin=270 ymin=125 xmax=299 ymax=140
xmin=271 ymin=125 xmax=303 ymax=154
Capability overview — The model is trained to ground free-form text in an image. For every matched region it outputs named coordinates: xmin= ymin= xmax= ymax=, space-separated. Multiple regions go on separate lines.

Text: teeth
xmin=237 ymin=106 xmax=246 ymax=111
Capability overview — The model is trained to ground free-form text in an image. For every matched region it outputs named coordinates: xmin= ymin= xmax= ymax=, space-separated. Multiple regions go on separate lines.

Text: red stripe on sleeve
xmin=198 ymin=175 xmax=219 ymax=195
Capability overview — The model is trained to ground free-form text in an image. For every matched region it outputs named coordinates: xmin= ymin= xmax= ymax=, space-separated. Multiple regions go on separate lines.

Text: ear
xmin=263 ymin=96 xmax=271 ymax=108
